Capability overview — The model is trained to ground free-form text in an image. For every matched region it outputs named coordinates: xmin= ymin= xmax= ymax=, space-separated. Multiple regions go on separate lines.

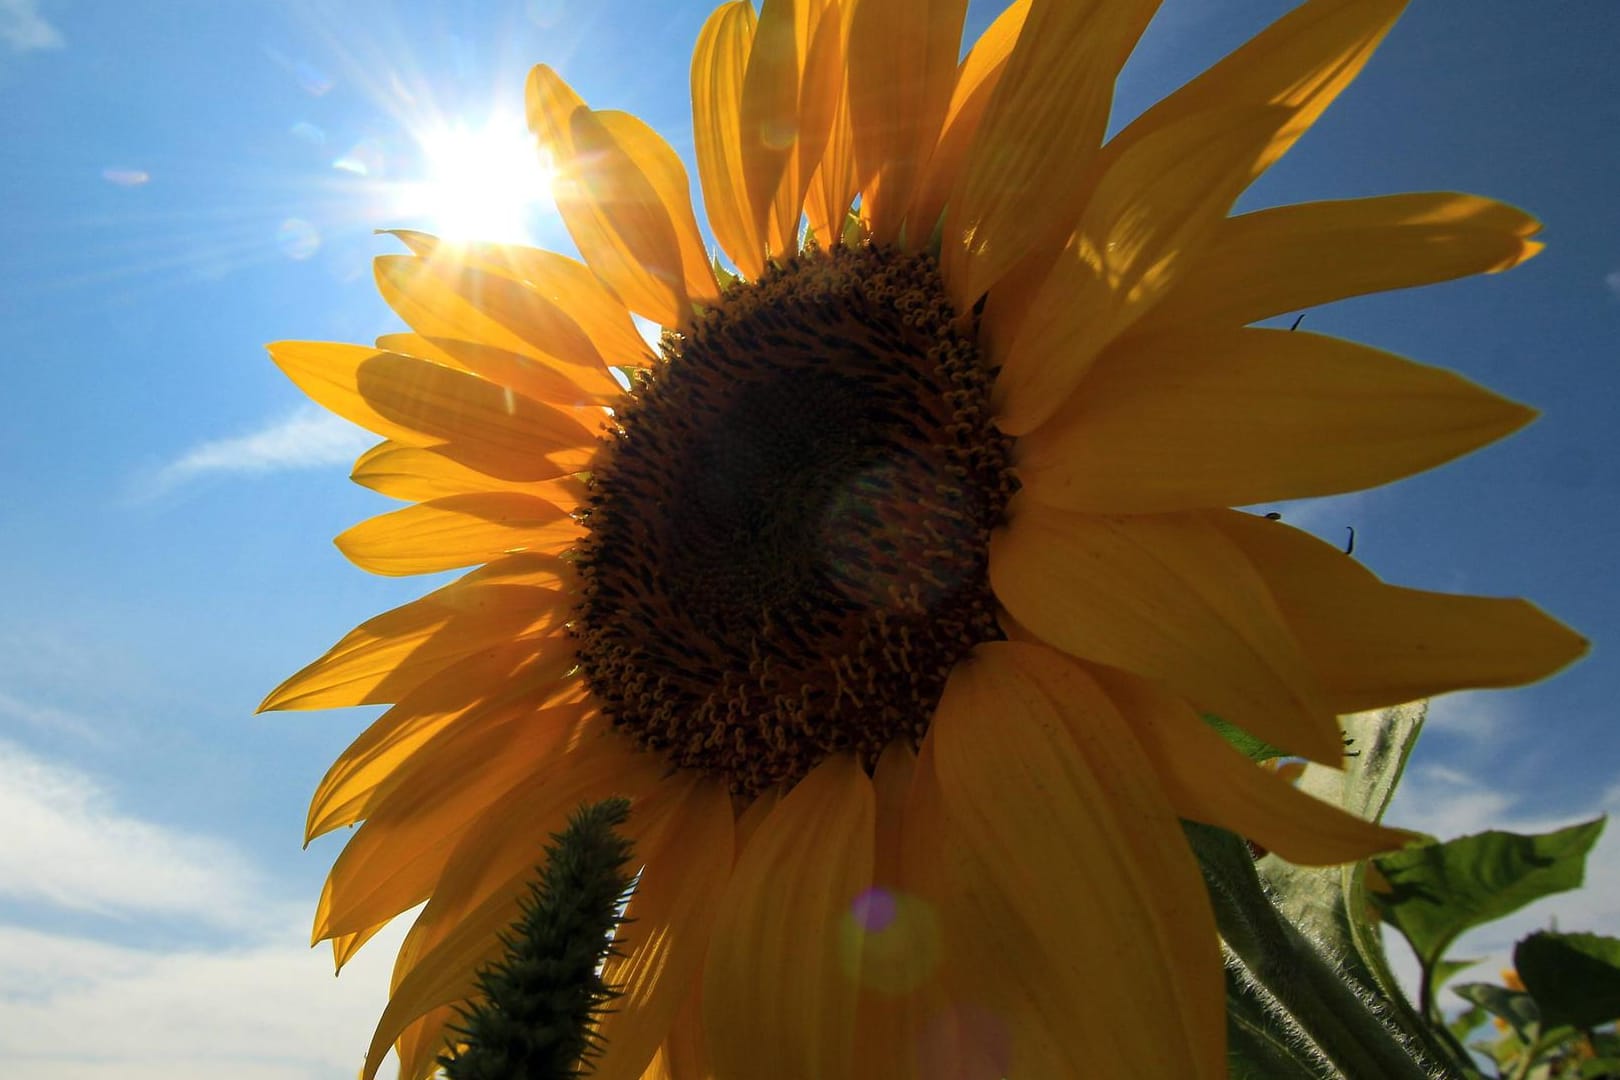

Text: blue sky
xmin=1 ymin=0 xmax=1617 ymax=1075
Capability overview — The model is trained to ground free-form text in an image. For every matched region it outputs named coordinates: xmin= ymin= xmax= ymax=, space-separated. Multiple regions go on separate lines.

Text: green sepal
xmin=1204 ymin=713 xmax=1289 ymax=762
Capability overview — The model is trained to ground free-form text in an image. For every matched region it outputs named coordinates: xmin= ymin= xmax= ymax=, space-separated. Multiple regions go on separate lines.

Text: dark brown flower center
xmin=574 ymin=245 xmax=1013 ymax=795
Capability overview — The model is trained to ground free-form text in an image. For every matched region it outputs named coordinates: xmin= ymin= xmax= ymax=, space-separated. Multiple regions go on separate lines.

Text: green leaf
xmin=1434 ymin=955 xmax=1484 ymax=997
xmin=1372 ymin=818 xmax=1606 ymax=973
xmin=1454 ymin=981 xmax=1542 ymax=1036
xmin=1580 ymin=1058 xmax=1620 ymax=1079
xmin=1447 ymin=1003 xmax=1490 ymax=1040
xmin=1205 ymin=713 xmax=1289 ymax=762
xmin=1515 ymin=931 xmax=1620 ymax=1029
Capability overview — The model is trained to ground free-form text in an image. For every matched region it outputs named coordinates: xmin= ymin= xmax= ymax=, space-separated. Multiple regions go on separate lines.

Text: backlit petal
xmin=335 ymin=494 xmax=582 ymax=577
xmin=353 ymin=349 xmax=599 ymax=481
xmin=528 ymin=66 xmax=715 ymax=326
xmin=1132 ymin=193 xmax=1543 ymax=336
xmin=692 ymin=1 xmax=766 ymax=277
xmin=593 ymin=778 xmax=735 ymax=1080
xmin=905 ymin=0 xmax=1030 ymax=241
xmin=941 ymin=0 xmax=1159 ymax=308
xmin=382 ymin=229 xmax=652 ymax=368
xmin=315 ymin=702 xmax=596 ymax=943
xmin=1213 ymin=510 xmax=1588 ymax=713
xmin=1017 ymin=328 xmax=1536 ymax=512
xmin=926 ymin=641 xmax=1223 ymax=1077
xmin=362 ymin=730 xmax=663 ymax=1079
xmin=1102 ymin=0 xmax=1407 ymax=193
xmin=350 ymin=441 xmax=591 ymax=506
xmin=1092 ymin=665 xmax=1413 ymax=865
xmin=846 ymin=0 xmax=966 ymax=242
xmin=990 ymin=497 xmax=1342 ymax=762
xmin=993 ymin=107 xmax=1289 ymax=435
xmin=704 ymin=755 xmax=874 ymax=1079
xmin=260 ymin=581 xmax=567 ymax=712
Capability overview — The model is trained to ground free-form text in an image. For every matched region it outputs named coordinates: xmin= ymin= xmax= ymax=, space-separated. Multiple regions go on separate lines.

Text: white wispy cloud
xmin=1604 ymin=270 xmax=1620 ymax=300
xmin=0 ymin=739 xmax=263 ymax=925
xmin=0 ymin=739 xmax=410 ymax=1076
xmin=0 ymin=920 xmax=406 ymax=1079
xmin=138 ymin=407 xmax=373 ymax=497
xmin=1419 ymin=691 xmax=1513 ymax=743
xmin=0 ymin=0 xmax=62 ymax=52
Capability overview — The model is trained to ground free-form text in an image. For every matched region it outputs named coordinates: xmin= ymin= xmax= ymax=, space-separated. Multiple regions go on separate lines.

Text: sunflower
xmin=263 ymin=0 xmax=1586 ymax=1076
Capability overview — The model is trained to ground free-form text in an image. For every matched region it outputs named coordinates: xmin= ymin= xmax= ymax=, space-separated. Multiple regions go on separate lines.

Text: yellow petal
xmin=767 ymin=0 xmax=843 ymax=253
xmin=315 ymin=703 xmax=596 ymax=943
xmin=1212 ymin=510 xmax=1588 ymax=713
xmin=593 ymin=109 xmax=723 ymax=310
xmin=1016 ymin=327 xmax=1536 ymax=513
xmin=905 ymin=0 xmax=1031 ymax=242
xmin=350 ymin=440 xmax=591 ymax=506
xmin=990 ymin=497 xmax=1342 ymax=762
xmin=925 ymin=641 xmax=1224 ymax=1077
xmin=1092 ymin=665 xmax=1413 ymax=865
xmin=703 ymin=754 xmax=874 ymax=1079
xmin=1132 ymin=192 xmax=1543 ymax=336
xmin=396 ymin=1004 xmax=459 ymax=1080
xmin=382 ymin=229 xmax=652 ymax=368
xmin=940 ymin=0 xmax=1159 ymax=309
xmin=852 ymin=743 xmax=945 ymax=1080
xmin=736 ymin=0 xmax=811 ymax=258
xmin=341 ymin=348 xmax=596 ymax=482
xmin=363 ymin=730 xmax=663 ymax=1080
xmin=692 ymin=1 xmax=766 ymax=277
xmin=353 ymin=343 xmax=599 ymax=484
xmin=805 ymin=84 xmax=857 ymax=249
xmin=306 ymin=663 xmax=584 ymax=843
xmin=268 ymin=341 xmax=440 ymax=446
xmin=661 ymin=976 xmax=715 ymax=1080
xmin=593 ymin=778 xmax=735 ymax=1080
xmin=1102 ymin=0 xmax=1407 ymax=193
xmin=331 ymin=922 xmax=387 ymax=973
xmin=374 ymin=254 xmax=626 ymax=400
xmin=527 ymin=66 xmax=714 ymax=326
xmin=260 ymin=581 xmax=567 ymax=712
xmin=993 ymin=106 xmax=1289 ymax=436
xmin=846 ymin=0 xmax=967 ymax=243
xmin=335 ymin=493 xmax=582 ymax=577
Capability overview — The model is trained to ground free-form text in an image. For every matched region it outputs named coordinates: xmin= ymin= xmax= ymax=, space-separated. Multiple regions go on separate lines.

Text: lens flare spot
xmin=333 ymin=138 xmax=389 ymax=177
xmin=278 ymin=218 xmax=321 ymax=260
xmin=851 ymin=886 xmax=898 ymax=931
xmin=839 ymin=887 xmax=941 ymax=993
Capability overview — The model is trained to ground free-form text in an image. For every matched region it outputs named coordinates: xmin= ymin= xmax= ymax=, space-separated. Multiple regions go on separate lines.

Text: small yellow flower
xmin=264 ymin=1 xmax=1585 ymax=1076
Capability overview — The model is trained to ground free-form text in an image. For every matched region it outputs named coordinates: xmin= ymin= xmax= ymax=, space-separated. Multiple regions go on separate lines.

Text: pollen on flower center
xmin=573 ymin=245 xmax=1015 ymax=795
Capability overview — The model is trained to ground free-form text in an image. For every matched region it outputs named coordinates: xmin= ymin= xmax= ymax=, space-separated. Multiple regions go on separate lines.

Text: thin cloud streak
xmin=0 ymin=0 xmax=62 ymax=52
xmin=0 ymin=690 xmax=103 ymax=742
xmin=136 ymin=407 xmax=373 ymax=498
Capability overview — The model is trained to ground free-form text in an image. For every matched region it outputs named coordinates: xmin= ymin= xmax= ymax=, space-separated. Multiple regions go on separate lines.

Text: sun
xmin=393 ymin=113 xmax=555 ymax=244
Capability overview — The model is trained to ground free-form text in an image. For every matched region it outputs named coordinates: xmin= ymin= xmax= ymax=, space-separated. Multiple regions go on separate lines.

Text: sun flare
xmin=393 ymin=114 xmax=554 ymax=244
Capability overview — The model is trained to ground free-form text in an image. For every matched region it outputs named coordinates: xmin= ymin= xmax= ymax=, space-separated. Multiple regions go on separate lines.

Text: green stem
xmin=1186 ymin=823 xmax=1455 ymax=1080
